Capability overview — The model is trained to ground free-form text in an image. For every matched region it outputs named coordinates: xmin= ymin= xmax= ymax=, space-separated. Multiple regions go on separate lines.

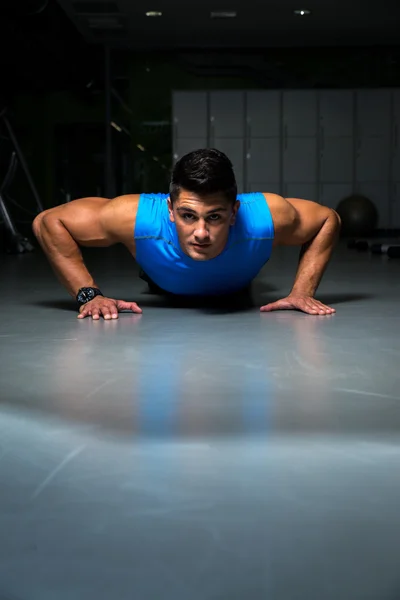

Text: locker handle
xmin=394 ymin=123 xmax=398 ymax=149
xmin=247 ymin=120 xmax=252 ymax=153
xmin=320 ymin=126 xmax=324 ymax=151
xmin=210 ymin=116 xmax=215 ymax=145
xmin=284 ymin=124 xmax=288 ymax=150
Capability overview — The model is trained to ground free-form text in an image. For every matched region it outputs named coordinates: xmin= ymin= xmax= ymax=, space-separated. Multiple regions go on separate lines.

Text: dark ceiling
xmin=0 ymin=0 xmax=399 ymax=99
xmin=58 ymin=0 xmax=400 ymax=49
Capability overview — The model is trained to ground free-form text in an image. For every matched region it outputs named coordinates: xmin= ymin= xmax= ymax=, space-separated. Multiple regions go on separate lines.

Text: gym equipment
xmin=0 ymin=152 xmax=34 ymax=253
xmin=336 ymin=194 xmax=378 ymax=237
xmin=347 ymin=239 xmax=372 ymax=251
xmin=0 ymin=108 xmax=43 ymax=253
xmin=347 ymin=238 xmax=400 ymax=258
xmin=371 ymin=244 xmax=400 ymax=257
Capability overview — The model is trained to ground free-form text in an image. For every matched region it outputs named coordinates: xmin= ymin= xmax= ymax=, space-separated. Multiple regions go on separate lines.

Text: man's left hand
xmin=260 ymin=295 xmax=335 ymax=315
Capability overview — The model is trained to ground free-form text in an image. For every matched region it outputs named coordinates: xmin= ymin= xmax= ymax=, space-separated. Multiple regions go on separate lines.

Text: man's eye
xmin=183 ymin=213 xmax=196 ymax=221
xmin=209 ymin=214 xmax=221 ymax=221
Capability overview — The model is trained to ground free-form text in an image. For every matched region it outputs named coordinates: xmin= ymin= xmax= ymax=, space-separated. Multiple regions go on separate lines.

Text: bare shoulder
xmin=262 ymin=193 xmax=297 ymax=245
xmin=100 ymin=194 xmax=140 ymax=248
xmin=262 ymin=192 xmax=337 ymax=246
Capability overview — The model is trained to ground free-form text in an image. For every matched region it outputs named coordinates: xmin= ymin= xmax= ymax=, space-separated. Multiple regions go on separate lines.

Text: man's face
xmin=168 ymin=189 xmax=240 ymax=261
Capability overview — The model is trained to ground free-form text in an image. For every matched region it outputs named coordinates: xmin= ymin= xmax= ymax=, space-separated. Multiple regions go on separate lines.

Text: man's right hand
xmin=78 ymin=296 xmax=143 ymax=320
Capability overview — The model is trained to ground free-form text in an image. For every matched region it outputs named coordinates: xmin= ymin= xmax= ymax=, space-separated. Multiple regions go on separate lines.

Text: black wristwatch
xmin=76 ymin=287 xmax=103 ymax=307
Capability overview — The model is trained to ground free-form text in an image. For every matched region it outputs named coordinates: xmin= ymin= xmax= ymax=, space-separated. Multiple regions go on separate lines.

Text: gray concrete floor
xmin=1 ymin=241 xmax=400 ymax=600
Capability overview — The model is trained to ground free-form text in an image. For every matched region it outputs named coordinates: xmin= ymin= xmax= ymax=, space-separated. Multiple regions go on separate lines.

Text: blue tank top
xmin=134 ymin=192 xmax=274 ymax=296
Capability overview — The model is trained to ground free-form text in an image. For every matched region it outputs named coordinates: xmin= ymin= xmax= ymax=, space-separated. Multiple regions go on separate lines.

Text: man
xmin=32 ymin=148 xmax=341 ymax=320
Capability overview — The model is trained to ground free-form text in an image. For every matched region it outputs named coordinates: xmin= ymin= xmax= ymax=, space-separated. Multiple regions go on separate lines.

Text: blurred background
xmin=0 ymin=0 xmax=400 ymax=251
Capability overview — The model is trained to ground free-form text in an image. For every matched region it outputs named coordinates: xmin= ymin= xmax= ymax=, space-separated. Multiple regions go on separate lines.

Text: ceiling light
xmin=146 ymin=11 xmax=162 ymax=17
xmin=294 ymin=9 xmax=311 ymax=15
xmin=210 ymin=10 xmax=237 ymax=18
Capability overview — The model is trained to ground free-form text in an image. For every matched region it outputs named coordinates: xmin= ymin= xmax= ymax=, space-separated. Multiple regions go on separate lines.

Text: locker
xmin=284 ymin=183 xmax=318 ymax=201
xmin=320 ymin=183 xmax=353 ymax=210
xmin=247 ymin=138 xmax=280 ymax=183
xmin=173 ymin=92 xmax=208 ymax=139
xmin=209 ymin=91 xmax=245 ymax=139
xmin=356 ymin=138 xmax=390 ymax=182
xmin=173 ymin=138 xmax=208 ymax=163
xmin=354 ymin=182 xmax=391 ymax=229
xmin=320 ymin=137 xmax=354 ymax=182
xmin=246 ymin=91 xmax=281 ymax=137
xmin=319 ymin=90 xmax=354 ymax=137
xmin=356 ymin=90 xmax=391 ymax=138
xmin=283 ymin=138 xmax=317 ymax=183
xmin=283 ymin=91 xmax=318 ymax=137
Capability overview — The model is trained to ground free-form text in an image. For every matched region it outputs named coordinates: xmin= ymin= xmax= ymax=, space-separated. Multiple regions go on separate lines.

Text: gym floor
xmin=1 ymin=240 xmax=400 ymax=600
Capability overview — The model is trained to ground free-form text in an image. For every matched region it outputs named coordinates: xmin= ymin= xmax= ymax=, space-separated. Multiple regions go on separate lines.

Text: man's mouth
xmin=192 ymin=243 xmax=211 ymax=249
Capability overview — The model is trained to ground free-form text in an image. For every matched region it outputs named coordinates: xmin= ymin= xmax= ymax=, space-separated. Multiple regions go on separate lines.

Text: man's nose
xmin=194 ymin=221 xmax=210 ymax=240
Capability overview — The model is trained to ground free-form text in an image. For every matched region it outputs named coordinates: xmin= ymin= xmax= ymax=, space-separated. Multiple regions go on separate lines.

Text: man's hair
xmin=169 ymin=148 xmax=237 ymax=205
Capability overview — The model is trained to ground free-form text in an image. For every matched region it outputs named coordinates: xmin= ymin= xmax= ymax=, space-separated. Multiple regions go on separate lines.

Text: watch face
xmin=78 ymin=288 xmax=95 ymax=303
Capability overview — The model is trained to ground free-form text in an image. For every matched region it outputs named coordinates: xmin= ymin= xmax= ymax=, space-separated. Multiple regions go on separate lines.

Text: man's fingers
xmin=312 ymin=300 xmax=335 ymax=314
xmin=260 ymin=302 xmax=279 ymax=312
xmin=117 ymin=301 xmax=143 ymax=314
xmin=78 ymin=298 xmax=142 ymax=320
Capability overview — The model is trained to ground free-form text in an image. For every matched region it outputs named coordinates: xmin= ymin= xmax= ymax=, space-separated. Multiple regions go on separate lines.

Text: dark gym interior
xmin=1 ymin=1 xmax=400 ymax=599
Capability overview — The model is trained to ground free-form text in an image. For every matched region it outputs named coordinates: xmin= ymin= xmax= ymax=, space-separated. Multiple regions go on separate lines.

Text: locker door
xmin=354 ymin=182 xmax=391 ymax=229
xmin=210 ymin=91 xmax=245 ymax=139
xmin=320 ymin=183 xmax=353 ymax=210
xmin=247 ymin=138 xmax=280 ymax=183
xmin=283 ymin=138 xmax=317 ymax=182
xmin=173 ymin=92 xmax=208 ymax=139
xmin=356 ymin=90 xmax=391 ymax=137
xmin=319 ymin=90 xmax=354 ymax=136
xmin=391 ymin=90 xmax=400 ymax=179
xmin=174 ymin=138 xmax=208 ymax=163
xmin=248 ymin=182 xmax=281 ymax=195
xmin=283 ymin=91 xmax=318 ymax=137
xmin=246 ymin=91 xmax=281 ymax=137
xmin=320 ymin=137 xmax=353 ymax=181
xmin=213 ymin=137 xmax=245 ymax=191
xmin=356 ymin=138 xmax=390 ymax=182
xmin=284 ymin=183 xmax=317 ymax=201
xmin=391 ymin=183 xmax=400 ymax=229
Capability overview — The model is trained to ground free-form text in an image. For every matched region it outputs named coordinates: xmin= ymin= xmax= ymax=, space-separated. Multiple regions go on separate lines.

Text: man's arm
xmin=33 ymin=196 xmax=117 ymax=297
xmin=32 ymin=195 xmax=142 ymax=319
xmin=262 ymin=194 xmax=341 ymax=314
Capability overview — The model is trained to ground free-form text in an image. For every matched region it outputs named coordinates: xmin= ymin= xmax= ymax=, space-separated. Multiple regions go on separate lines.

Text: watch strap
xmin=76 ymin=287 xmax=103 ymax=307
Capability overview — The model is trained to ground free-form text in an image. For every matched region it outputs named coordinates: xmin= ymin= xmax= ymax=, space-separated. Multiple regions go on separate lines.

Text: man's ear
xmin=230 ymin=200 xmax=240 ymax=225
xmin=167 ymin=197 xmax=175 ymax=222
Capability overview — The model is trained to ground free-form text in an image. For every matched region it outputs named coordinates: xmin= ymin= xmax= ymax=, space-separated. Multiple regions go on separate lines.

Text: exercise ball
xmin=336 ymin=194 xmax=378 ymax=237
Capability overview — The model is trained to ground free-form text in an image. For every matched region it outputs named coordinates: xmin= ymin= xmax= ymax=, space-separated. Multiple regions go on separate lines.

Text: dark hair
xmin=169 ymin=148 xmax=237 ymax=205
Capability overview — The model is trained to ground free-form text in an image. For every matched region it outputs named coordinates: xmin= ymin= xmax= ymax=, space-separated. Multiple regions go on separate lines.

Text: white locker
xmin=173 ymin=92 xmax=208 ymax=139
xmin=391 ymin=183 xmax=400 ymax=229
xmin=319 ymin=90 xmax=354 ymax=136
xmin=283 ymin=138 xmax=317 ymax=182
xmin=320 ymin=137 xmax=353 ymax=181
xmin=248 ymin=183 xmax=281 ymax=195
xmin=355 ymin=91 xmax=391 ymax=188
xmin=391 ymin=90 xmax=400 ymax=180
xmin=209 ymin=91 xmax=244 ymax=139
xmin=284 ymin=183 xmax=318 ymax=201
xmin=320 ymin=183 xmax=353 ymax=210
xmin=356 ymin=90 xmax=391 ymax=137
xmin=354 ymin=182 xmax=391 ymax=229
xmin=246 ymin=138 xmax=280 ymax=183
xmin=356 ymin=138 xmax=390 ymax=182
xmin=283 ymin=91 xmax=318 ymax=137
xmin=212 ymin=137 xmax=244 ymax=183
xmin=173 ymin=138 xmax=208 ymax=163
xmin=246 ymin=91 xmax=281 ymax=137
